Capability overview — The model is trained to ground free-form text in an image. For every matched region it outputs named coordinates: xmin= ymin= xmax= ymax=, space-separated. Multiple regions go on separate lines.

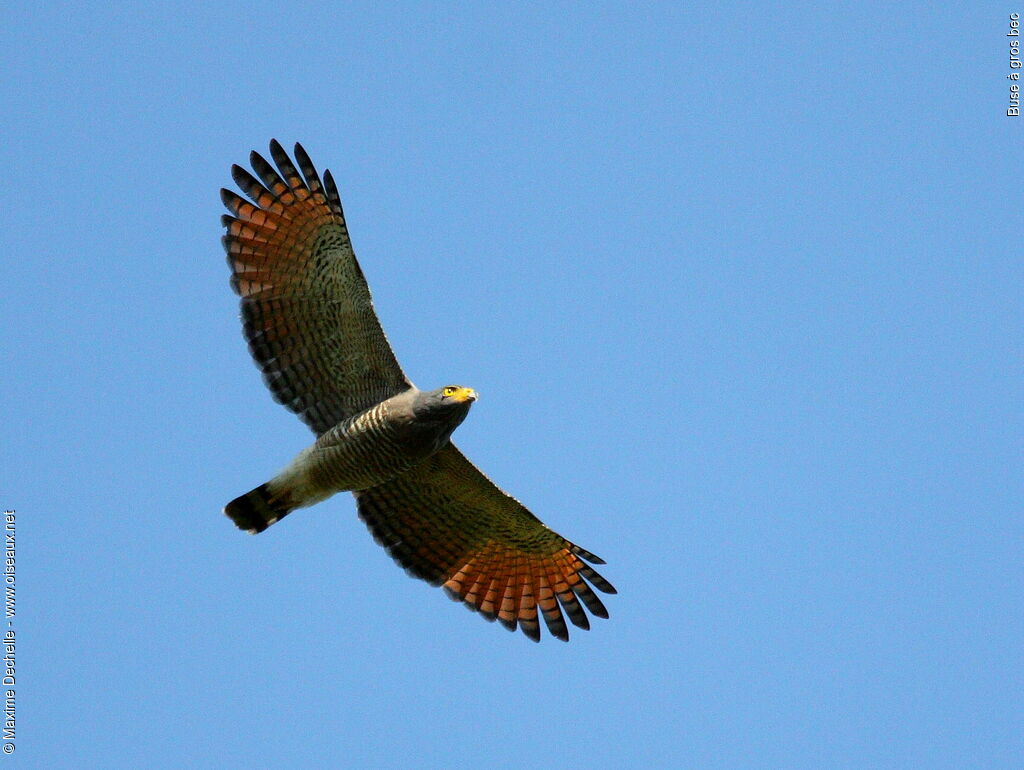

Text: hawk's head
xmin=411 ymin=385 xmax=477 ymax=418
xmin=437 ymin=385 xmax=477 ymax=404
xmin=409 ymin=385 xmax=477 ymax=451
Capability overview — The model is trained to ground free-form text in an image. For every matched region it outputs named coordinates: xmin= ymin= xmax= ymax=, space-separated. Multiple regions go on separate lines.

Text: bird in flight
xmin=220 ymin=141 xmax=615 ymax=641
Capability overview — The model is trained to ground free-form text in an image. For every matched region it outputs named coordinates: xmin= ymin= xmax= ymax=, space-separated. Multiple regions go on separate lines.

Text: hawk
xmin=221 ymin=141 xmax=615 ymax=641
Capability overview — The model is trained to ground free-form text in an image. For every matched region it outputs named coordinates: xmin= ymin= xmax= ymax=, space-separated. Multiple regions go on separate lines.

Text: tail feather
xmin=224 ymin=483 xmax=295 ymax=534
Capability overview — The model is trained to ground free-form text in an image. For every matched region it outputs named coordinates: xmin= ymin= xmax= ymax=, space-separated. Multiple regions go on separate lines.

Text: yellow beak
xmin=449 ymin=387 xmax=477 ymax=403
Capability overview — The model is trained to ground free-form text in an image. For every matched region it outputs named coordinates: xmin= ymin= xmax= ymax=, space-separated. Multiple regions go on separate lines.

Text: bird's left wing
xmin=355 ymin=444 xmax=616 ymax=641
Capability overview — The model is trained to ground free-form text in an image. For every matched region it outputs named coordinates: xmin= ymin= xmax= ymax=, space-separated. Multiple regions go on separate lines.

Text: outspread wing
xmin=222 ymin=140 xmax=411 ymax=435
xmin=355 ymin=444 xmax=616 ymax=642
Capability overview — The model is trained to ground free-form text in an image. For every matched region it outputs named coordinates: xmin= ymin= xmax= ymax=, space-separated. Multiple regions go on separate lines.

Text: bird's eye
xmin=443 ymin=386 xmax=458 ymax=396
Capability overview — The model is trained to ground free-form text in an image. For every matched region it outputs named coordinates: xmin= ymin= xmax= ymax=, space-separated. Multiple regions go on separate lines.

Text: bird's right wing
xmin=355 ymin=444 xmax=616 ymax=642
xmin=222 ymin=140 xmax=411 ymax=435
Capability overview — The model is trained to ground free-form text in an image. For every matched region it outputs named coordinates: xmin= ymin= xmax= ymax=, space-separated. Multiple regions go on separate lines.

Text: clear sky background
xmin=3 ymin=3 xmax=1021 ymax=768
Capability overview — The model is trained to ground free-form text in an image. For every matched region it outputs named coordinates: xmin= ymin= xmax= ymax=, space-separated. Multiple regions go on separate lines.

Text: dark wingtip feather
xmin=579 ymin=564 xmax=617 ymax=594
xmin=269 ymin=140 xmax=306 ymax=191
xmin=230 ymin=163 xmax=251 ymax=188
xmin=293 ymin=143 xmax=325 ymax=194
xmin=572 ymin=581 xmax=610 ymax=619
xmin=231 ymin=164 xmax=276 ymax=206
xmin=560 ymin=599 xmax=591 ymax=631
xmin=588 ymin=600 xmax=610 ymax=619
xmin=541 ymin=601 xmax=569 ymax=641
xmin=571 ymin=544 xmax=606 ymax=565
xmin=250 ymin=151 xmax=286 ymax=194
xmin=442 ymin=584 xmax=462 ymax=603
xmin=322 ymin=169 xmax=346 ymax=218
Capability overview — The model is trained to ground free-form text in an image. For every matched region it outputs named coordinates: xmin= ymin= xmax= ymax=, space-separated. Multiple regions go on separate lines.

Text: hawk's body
xmin=226 ymin=386 xmax=474 ymax=531
xmin=221 ymin=141 xmax=615 ymax=641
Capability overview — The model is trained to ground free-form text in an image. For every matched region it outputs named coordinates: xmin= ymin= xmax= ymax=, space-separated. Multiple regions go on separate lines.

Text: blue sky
xmin=3 ymin=3 xmax=1021 ymax=768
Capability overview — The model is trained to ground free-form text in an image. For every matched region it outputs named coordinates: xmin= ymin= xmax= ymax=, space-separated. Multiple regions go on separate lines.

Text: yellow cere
xmin=444 ymin=386 xmax=477 ymax=403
